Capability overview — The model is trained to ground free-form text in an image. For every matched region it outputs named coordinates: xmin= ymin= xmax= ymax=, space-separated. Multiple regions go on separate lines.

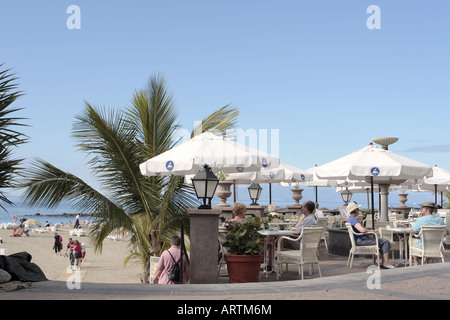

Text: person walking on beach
xmin=74 ymin=214 xmax=80 ymax=229
xmin=53 ymin=232 xmax=63 ymax=255
xmin=153 ymin=235 xmax=189 ymax=284
xmin=65 ymin=238 xmax=75 ymax=267
xmin=81 ymin=242 xmax=86 ymax=261
xmin=73 ymin=240 xmax=82 ymax=270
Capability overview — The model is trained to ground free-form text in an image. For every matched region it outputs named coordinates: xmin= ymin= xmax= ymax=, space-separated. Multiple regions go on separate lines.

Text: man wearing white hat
xmin=347 ymin=202 xmax=395 ymax=269
xmin=410 ymin=201 xmax=449 ymax=265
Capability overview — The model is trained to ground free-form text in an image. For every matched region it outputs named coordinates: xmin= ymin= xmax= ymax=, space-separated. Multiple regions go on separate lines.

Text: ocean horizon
xmin=0 ymin=185 xmax=442 ymax=226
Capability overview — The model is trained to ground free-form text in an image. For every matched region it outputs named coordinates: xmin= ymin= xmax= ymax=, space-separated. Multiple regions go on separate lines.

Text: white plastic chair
xmin=275 ymin=227 xmax=323 ymax=280
xmin=315 ymin=218 xmax=329 ymax=250
xmin=345 ymin=223 xmax=380 ymax=269
xmin=378 ymin=228 xmax=401 ymax=264
xmin=409 ymin=225 xmax=446 ymax=266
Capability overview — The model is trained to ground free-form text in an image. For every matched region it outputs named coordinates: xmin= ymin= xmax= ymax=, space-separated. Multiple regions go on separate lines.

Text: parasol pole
xmin=435 ymin=184 xmax=438 ymax=204
xmin=269 ymin=183 xmax=272 ymax=204
xmin=371 ymin=176 xmax=375 ymax=229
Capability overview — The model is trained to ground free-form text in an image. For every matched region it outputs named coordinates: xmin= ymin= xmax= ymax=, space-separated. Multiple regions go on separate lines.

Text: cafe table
xmin=378 ymin=226 xmax=412 ymax=267
xmin=258 ymin=229 xmax=299 ymax=276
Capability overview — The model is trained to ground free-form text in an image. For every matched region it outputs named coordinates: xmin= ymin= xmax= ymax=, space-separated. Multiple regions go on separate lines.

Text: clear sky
xmin=1 ymin=1 xmax=449 ymax=204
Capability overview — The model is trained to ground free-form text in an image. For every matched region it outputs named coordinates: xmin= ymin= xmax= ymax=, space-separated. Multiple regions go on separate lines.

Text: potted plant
xmin=223 ymin=217 xmax=265 ymax=283
xmin=263 ymin=214 xmax=286 ymax=230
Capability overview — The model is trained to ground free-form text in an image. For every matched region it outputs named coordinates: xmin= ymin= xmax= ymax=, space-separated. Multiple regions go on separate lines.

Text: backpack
xmin=167 ymin=250 xmax=181 ymax=283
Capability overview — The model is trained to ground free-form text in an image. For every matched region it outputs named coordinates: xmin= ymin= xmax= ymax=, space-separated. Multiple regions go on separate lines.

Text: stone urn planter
xmin=291 ymin=188 xmax=304 ymax=207
xmin=215 ymin=181 xmax=233 ymax=207
xmin=398 ymin=193 xmax=408 ymax=206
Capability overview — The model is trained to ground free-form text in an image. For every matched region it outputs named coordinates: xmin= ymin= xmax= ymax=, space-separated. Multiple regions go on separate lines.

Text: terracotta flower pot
xmin=225 ymin=254 xmax=263 ymax=283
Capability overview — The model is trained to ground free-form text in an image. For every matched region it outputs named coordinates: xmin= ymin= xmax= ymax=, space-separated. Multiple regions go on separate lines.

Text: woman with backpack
xmin=53 ymin=232 xmax=63 ymax=255
xmin=153 ymin=235 xmax=189 ymax=284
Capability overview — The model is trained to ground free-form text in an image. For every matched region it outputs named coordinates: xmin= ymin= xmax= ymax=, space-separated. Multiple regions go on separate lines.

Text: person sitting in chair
xmin=410 ymin=201 xmax=449 ymax=265
xmin=347 ymin=202 xmax=395 ymax=269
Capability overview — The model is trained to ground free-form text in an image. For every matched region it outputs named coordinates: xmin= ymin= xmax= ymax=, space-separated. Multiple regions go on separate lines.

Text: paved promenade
xmin=2 ymin=258 xmax=450 ymax=300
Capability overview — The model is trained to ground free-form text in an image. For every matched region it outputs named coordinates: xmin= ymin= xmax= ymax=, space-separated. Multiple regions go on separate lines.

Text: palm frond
xmin=0 ymin=64 xmax=27 ymax=146
xmin=18 ymin=158 xmax=133 ymax=252
xmin=192 ymin=104 xmax=239 ymax=137
xmin=128 ymin=74 xmax=179 ymax=160
xmin=72 ymin=103 xmax=153 ymax=217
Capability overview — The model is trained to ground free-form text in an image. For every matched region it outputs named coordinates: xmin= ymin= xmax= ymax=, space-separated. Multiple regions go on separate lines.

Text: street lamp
xmin=341 ymin=187 xmax=353 ymax=205
xmin=248 ymin=182 xmax=262 ymax=206
xmin=191 ymin=164 xmax=219 ymax=209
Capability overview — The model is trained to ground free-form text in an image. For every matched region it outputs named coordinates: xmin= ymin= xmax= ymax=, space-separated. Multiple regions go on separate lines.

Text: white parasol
xmin=316 ymin=140 xmax=433 ymax=222
xmin=140 ymin=131 xmax=280 ymax=176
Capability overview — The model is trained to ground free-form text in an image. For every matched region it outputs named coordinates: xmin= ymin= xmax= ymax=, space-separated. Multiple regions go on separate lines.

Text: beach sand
xmin=0 ymin=226 xmax=143 ymax=284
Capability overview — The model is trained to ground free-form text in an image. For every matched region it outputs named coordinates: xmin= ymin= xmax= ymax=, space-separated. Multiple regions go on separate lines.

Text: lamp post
xmin=341 ymin=187 xmax=353 ymax=205
xmin=191 ymin=164 xmax=219 ymax=209
xmin=248 ymin=182 xmax=262 ymax=206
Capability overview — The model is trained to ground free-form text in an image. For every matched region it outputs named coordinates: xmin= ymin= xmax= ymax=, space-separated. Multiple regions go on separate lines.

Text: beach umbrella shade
xmin=316 ymin=142 xmax=433 ymax=222
xmin=140 ymin=131 xmax=280 ymax=176
xmin=23 ymin=219 xmax=41 ymax=227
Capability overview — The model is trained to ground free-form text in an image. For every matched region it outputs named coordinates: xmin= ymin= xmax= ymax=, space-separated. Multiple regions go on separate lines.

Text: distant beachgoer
xmin=44 ymin=221 xmax=51 ymax=227
xmin=73 ymin=240 xmax=82 ymax=270
xmin=53 ymin=232 xmax=63 ymax=255
xmin=74 ymin=215 xmax=80 ymax=229
xmin=81 ymin=243 xmax=87 ymax=261
xmin=65 ymin=238 xmax=75 ymax=267
xmin=19 ymin=218 xmax=27 ymax=228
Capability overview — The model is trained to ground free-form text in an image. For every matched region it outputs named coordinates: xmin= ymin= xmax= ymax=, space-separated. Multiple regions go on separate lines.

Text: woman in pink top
xmin=73 ymin=240 xmax=83 ymax=270
xmin=153 ymin=235 xmax=189 ymax=284
xmin=222 ymin=202 xmax=246 ymax=227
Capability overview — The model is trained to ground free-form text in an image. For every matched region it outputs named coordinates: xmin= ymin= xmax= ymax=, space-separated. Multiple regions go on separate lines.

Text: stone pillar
xmin=379 ymin=184 xmax=390 ymax=222
xmin=246 ymin=205 xmax=265 ymax=218
xmin=188 ymin=208 xmax=220 ymax=284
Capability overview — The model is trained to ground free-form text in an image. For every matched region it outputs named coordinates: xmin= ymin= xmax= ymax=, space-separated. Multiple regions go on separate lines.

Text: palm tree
xmin=20 ymin=74 xmax=239 ymax=282
xmin=0 ymin=64 xmax=27 ymax=210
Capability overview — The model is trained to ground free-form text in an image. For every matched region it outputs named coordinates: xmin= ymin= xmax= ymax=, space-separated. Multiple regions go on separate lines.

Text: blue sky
xmin=1 ymin=1 xmax=449 ymax=205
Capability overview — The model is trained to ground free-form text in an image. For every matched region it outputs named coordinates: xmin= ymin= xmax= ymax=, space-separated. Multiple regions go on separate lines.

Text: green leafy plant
xmin=223 ymin=217 xmax=264 ymax=255
xmin=216 ymin=168 xmax=229 ymax=181
xmin=263 ymin=214 xmax=286 ymax=230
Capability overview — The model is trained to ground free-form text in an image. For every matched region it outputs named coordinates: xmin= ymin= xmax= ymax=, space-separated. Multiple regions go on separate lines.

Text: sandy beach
xmin=0 ymin=226 xmax=143 ymax=284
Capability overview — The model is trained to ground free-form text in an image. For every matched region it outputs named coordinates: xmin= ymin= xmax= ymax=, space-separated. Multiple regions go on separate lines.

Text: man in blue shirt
xmin=411 ymin=201 xmax=449 ymax=265
xmin=347 ymin=202 xmax=394 ymax=269
xmin=285 ymin=201 xmax=317 ymax=250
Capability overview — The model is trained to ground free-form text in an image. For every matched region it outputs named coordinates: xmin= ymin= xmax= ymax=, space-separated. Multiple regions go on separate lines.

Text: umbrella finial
xmin=371 ymin=137 xmax=399 ymax=150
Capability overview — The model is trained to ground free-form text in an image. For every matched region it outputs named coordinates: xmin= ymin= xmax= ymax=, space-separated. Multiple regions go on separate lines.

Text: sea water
xmin=0 ymin=196 xmax=89 ymax=227
xmin=0 ymin=186 xmax=436 ymax=227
